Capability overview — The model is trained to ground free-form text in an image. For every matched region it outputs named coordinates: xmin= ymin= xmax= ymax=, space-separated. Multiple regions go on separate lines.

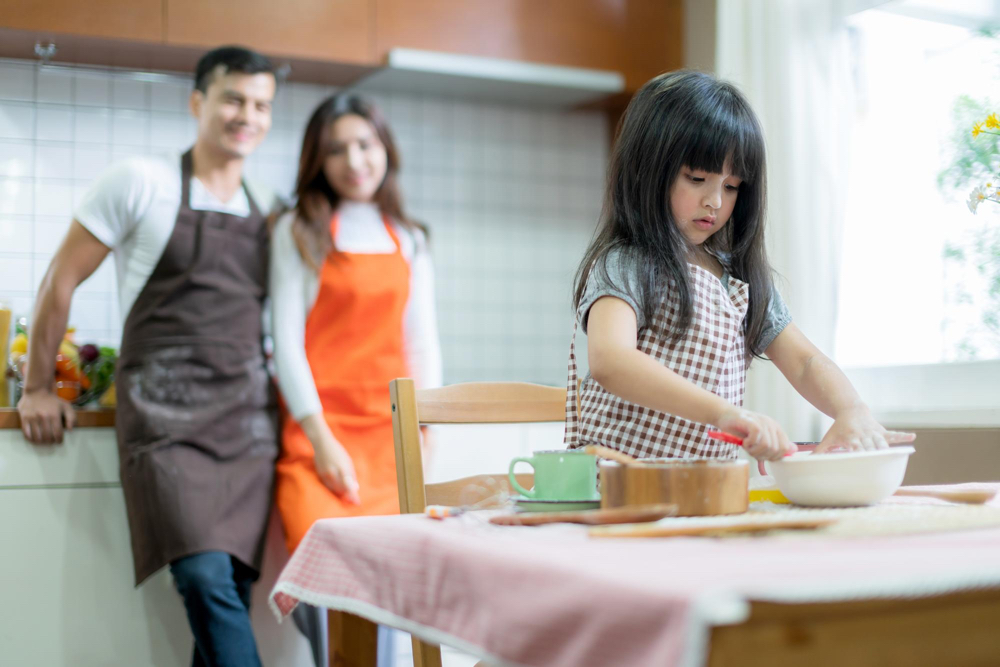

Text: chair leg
xmin=412 ymin=636 xmax=443 ymax=667
xmin=328 ymin=609 xmax=378 ymax=667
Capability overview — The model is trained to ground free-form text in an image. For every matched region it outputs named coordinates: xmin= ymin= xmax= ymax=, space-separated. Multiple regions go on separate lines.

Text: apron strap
xmin=180 ymin=149 xmax=194 ymax=208
xmin=243 ymin=180 xmax=261 ymax=218
xmin=180 ymin=148 xmax=261 ymax=218
xmin=564 ymin=318 xmax=581 ymax=446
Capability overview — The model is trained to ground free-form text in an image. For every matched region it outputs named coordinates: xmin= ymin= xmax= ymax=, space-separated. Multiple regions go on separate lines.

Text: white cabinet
xmin=0 ymin=428 xmax=312 ymax=667
xmin=0 ymin=422 xmax=564 ymax=666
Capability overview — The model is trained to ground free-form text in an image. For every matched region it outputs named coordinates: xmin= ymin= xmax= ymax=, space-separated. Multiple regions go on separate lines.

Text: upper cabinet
xmin=373 ymin=0 xmax=683 ymax=90
xmin=164 ymin=0 xmax=374 ymax=65
xmin=0 ymin=0 xmax=682 ymax=93
xmin=0 ymin=0 xmax=164 ymax=43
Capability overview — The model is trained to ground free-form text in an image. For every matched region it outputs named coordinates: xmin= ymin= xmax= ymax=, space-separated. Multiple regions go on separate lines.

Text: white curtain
xmin=715 ymin=0 xmax=861 ymax=440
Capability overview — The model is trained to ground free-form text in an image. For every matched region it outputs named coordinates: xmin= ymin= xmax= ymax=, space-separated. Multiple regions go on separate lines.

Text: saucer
xmin=513 ymin=496 xmax=602 ymax=513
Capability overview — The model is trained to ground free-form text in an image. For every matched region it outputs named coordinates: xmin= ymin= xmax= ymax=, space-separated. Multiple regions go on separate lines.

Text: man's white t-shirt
xmin=74 ymin=152 xmax=274 ymax=322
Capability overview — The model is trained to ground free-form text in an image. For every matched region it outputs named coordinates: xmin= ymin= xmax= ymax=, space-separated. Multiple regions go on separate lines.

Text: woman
xmin=270 ymin=94 xmax=442 ymax=664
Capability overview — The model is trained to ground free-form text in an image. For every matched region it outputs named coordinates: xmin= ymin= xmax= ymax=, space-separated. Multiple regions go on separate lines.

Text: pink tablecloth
xmin=270 ymin=484 xmax=1000 ymax=667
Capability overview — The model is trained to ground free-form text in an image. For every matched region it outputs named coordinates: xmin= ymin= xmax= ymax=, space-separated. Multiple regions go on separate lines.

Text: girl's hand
xmin=716 ymin=407 xmax=796 ymax=461
xmin=302 ymin=414 xmax=361 ymax=505
xmin=816 ymin=406 xmax=915 ymax=454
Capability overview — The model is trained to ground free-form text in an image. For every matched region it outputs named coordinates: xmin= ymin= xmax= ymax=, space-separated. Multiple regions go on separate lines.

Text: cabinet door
xmin=0 ymin=487 xmax=315 ymax=666
xmin=374 ymin=0 xmax=682 ymax=90
xmin=165 ymin=0 xmax=373 ymax=64
xmin=0 ymin=0 xmax=163 ymax=42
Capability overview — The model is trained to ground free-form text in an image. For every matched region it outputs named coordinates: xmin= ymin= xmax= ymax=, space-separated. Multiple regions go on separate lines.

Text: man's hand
xmin=18 ymin=221 xmax=108 ymax=445
xmin=17 ymin=389 xmax=76 ymax=444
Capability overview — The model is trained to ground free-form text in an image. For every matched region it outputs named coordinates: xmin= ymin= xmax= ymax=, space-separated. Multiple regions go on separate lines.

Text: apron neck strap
xmin=180 ymin=148 xmax=260 ymax=215
xmin=329 ymin=211 xmax=403 ymax=254
xmin=180 ymin=149 xmax=194 ymax=208
xmin=564 ymin=318 xmax=581 ymax=443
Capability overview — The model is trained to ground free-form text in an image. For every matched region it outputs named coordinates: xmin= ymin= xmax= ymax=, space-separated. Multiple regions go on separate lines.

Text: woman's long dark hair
xmin=278 ymin=94 xmax=423 ymax=270
xmin=573 ymin=70 xmax=775 ymax=359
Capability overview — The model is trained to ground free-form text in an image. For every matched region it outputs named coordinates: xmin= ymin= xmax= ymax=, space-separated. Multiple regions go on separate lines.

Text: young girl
xmin=270 ymin=93 xmax=441 ymax=664
xmin=565 ymin=71 xmax=914 ymax=462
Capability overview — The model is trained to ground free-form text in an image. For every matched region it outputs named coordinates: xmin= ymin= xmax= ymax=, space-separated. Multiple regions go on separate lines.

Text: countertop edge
xmin=0 ymin=408 xmax=116 ymax=430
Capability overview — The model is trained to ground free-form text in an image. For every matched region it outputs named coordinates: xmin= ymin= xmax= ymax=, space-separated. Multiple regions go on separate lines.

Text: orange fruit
xmin=55 ymin=381 xmax=80 ymax=402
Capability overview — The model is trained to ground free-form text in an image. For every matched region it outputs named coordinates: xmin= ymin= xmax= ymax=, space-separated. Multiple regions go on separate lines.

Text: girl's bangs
xmin=680 ymin=108 xmax=763 ymax=182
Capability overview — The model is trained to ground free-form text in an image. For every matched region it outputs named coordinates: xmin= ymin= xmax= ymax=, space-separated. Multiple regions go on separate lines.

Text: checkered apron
xmin=564 ymin=264 xmax=750 ymax=459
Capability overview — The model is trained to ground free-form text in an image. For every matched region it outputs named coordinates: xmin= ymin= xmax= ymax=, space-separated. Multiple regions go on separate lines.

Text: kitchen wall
xmin=683 ymin=0 xmax=716 ymax=73
xmin=0 ymin=57 xmax=607 ymax=386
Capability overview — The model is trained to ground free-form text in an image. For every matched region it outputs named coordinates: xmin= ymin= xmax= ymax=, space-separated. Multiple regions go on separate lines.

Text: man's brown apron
xmin=116 ymin=150 xmax=278 ymax=585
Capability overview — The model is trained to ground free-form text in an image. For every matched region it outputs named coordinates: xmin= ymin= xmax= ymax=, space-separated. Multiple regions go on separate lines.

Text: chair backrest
xmin=390 ymin=379 xmax=567 ymax=514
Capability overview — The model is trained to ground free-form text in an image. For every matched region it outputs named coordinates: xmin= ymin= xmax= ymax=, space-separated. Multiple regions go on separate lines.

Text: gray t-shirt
xmin=577 ymin=248 xmax=792 ymax=352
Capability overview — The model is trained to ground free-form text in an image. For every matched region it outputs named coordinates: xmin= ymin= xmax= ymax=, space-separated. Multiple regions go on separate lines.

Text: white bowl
xmin=764 ymin=446 xmax=915 ymax=507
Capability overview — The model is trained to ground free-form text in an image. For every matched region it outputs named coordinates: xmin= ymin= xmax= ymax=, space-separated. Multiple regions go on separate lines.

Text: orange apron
xmin=275 ymin=213 xmax=410 ymax=553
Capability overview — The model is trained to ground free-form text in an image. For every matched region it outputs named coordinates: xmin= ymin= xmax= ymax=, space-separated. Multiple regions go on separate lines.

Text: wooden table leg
xmin=328 ymin=610 xmax=378 ymax=667
xmin=412 ymin=635 xmax=443 ymax=667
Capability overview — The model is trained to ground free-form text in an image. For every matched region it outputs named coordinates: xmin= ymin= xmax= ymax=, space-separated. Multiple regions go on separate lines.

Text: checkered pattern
xmin=565 ymin=265 xmax=750 ymax=459
xmin=269 ymin=486 xmax=1000 ymax=667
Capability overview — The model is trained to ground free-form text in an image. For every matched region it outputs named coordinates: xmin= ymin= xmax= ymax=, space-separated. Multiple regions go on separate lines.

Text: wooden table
xmin=271 ymin=485 xmax=1000 ymax=667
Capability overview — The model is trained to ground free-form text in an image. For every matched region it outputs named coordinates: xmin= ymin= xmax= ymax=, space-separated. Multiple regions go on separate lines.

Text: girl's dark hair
xmin=573 ymin=70 xmax=775 ymax=359
xmin=279 ymin=94 xmax=423 ymax=270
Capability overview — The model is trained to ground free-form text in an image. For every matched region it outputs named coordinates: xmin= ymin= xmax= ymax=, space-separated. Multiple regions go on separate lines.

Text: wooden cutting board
xmin=490 ymin=504 xmax=678 ymax=526
xmin=589 ymin=514 xmax=836 ymax=538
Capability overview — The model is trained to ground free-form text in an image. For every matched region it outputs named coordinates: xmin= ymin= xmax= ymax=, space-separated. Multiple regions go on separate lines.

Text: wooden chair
xmin=389 ymin=378 xmax=568 ymax=667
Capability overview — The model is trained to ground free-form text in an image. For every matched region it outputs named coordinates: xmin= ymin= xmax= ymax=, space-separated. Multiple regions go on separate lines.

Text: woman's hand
xmin=816 ymin=406 xmax=915 ymax=453
xmin=301 ymin=414 xmax=361 ymax=505
xmin=715 ymin=407 xmax=797 ymax=461
xmin=314 ymin=437 xmax=361 ymax=505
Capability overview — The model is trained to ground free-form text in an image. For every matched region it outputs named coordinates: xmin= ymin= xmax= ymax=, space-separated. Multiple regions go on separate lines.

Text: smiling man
xmin=18 ymin=46 xmax=279 ymax=666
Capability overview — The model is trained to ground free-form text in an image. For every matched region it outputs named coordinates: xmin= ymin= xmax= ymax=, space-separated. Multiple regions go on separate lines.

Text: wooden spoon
xmin=893 ymin=487 xmax=997 ymax=505
xmin=490 ymin=503 xmax=678 ymax=526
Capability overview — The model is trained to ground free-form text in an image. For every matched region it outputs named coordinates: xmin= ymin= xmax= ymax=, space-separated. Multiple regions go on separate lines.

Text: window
xmin=836 ymin=7 xmax=1000 ymax=367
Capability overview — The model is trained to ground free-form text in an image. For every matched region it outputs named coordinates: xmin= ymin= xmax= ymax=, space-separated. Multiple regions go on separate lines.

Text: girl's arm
xmin=587 ymin=296 xmax=795 ymax=460
xmin=765 ymin=323 xmax=915 ymax=452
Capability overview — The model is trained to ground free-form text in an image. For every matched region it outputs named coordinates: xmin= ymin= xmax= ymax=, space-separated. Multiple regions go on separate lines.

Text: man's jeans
xmin=170 ymin=551 xmax=262 ymax=667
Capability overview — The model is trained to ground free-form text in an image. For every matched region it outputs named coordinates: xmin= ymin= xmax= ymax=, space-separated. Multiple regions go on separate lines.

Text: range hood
xmin=349 ymin=48 xmax=625 ymax=107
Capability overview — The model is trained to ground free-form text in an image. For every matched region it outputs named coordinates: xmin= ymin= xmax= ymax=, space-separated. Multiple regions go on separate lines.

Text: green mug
xmin=508 ymin=449 xmax=599 ymax=501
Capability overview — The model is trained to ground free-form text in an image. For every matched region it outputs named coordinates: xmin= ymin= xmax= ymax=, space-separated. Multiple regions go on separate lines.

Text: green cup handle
xmin=508 ymin=457 xmax=536 ymax=498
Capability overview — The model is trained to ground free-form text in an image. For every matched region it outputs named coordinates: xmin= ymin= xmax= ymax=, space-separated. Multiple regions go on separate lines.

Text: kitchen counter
xmin=0 ymin=407 xmax=115 ymax=429
xmin=0 ymin=406 xmax=311 ymax=665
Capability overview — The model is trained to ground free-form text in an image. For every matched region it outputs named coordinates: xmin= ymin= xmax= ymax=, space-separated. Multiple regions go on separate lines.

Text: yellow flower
xmin=972 ymin=121 xmax=984 ymax=138
xmin=986 ymin=113 xmax=1000 ymax=129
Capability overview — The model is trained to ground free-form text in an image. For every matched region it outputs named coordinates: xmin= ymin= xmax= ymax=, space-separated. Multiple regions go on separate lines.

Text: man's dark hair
xmin=194 ymin=46 xmax=276 ymax=93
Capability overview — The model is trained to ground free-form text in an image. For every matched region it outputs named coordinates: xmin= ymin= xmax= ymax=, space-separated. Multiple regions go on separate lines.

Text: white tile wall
xmin=0 ymin=58 xmax=607 ymax=385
